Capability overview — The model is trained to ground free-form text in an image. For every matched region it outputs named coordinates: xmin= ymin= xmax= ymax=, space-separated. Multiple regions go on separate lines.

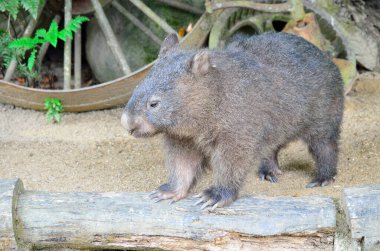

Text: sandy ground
xmin=0 ymin=73 xmax=379 ymax=201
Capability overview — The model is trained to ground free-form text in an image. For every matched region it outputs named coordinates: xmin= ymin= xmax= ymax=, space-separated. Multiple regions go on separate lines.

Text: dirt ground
xmin=0 ymin=73 xmax=379 ymax=200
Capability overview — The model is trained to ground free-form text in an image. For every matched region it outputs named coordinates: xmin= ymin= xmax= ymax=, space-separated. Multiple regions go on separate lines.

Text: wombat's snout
xmin=121 ymin=112 xmax=136 ymax=135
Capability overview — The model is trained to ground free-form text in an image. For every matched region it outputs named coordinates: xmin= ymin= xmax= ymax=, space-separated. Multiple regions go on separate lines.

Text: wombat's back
xmin=212 ymin=32 xmax=344 ymax=156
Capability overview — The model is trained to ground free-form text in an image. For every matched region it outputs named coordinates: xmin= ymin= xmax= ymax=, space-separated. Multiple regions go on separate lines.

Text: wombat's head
xmin=121 ymin=33 xmax=212 ymax=138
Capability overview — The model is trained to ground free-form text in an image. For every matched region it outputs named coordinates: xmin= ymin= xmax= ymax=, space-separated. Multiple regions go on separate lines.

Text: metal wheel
xmin=3 ymin=0 xmax=203 ymax=89
xmin=206 ymin=0 xmax=357 ymax=87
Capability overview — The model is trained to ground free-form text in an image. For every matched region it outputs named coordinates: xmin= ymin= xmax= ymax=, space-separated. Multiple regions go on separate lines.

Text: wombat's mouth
xmin=130 ymin=130 xmax=157 ymax=138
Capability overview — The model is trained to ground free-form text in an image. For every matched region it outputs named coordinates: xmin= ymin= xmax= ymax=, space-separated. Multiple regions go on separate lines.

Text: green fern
xmin=35 ymin=28 xmax=47 ymax=38
xmin=0 ymin=0 xmax=20 ymax=19
xmin=27 ymin=48 xmax=37 ymax=71
xmin=58 ymin=16 xmax=89 ymax=41
xmin=46 ymin=21 xmax=59 ymax=47
xmin=21 ymin=0 xmax=41 ymax=19
xmin=8 ymin=16 xmax=89 ymax=72
xmin=44 ymin=98 xmax=63 ymax=123
xmin=0 ymin=0 xmax=41 ymax=20
xmin=8 ymin=37 xmax=39 ymax=49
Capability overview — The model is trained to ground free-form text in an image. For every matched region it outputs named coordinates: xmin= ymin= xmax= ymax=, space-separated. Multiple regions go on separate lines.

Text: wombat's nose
xmin=121 ymin=113 xmax=135 ymax=134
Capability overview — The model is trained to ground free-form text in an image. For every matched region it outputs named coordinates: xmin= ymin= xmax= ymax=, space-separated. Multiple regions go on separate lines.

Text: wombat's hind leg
xmin=306 ymin=138 xmax=338 ymax=188
xmin=258 ymin=150 xmax=282 ymax=183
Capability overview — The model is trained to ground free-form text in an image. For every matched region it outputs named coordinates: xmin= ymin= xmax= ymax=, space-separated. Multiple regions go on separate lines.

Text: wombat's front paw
xmin=149 ymin=183 xmax=188 ymax=204
xmin=193 ymin=186 xmax=238 ymax=211
xmin=305 ymin=177 xmax=335 ymax=188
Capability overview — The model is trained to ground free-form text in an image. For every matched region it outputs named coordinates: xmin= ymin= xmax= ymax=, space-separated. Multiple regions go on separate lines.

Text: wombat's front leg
xmin=194 ymin=142 xmax=248 ymax=210
xmin=150 ymin=136 xmax=205 ymax=204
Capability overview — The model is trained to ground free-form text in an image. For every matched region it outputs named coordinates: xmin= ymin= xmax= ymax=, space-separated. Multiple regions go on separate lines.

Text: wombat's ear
xmin=159 ymin=33 xmax=179 ymax=57
xmin=190 ymin=51 xmax=210 ymax=77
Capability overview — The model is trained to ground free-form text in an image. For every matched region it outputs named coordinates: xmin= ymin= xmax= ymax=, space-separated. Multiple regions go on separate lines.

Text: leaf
xmin=27 ymin=48 xmax=37 ymax=71
xmin=54 ymin=113 xmax=61 ymax=123
xmin=47 ymin=115 xmax=53 ymax=123
xmin=35 ymin=28 xmax=47 ymax=39
xmin=53 ymin=99 xmax=61 ymax=106
xmin=44 ymin=98 xmax=63 ymax=123
xmin=58 ymin=16 xmax=89 ymax=41
xmin=9 ymin=37 xmax=37 ymax=49
xmin=46 ymin=21 xmax=59 ymax=47
xmin=21 ymin=0 xmax=41 ymax=19
xmin=58 ymin=29 xmax=72 ymax=41
xmin=0 ymin=0 xmax=20 ymax=20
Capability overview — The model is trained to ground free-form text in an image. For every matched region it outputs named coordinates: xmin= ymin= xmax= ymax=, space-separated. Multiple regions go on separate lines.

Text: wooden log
xmin=0 ymin=179 xmax=24 ymax=250
xmin=0 ymin=179 xmax=336 ymax=250
xmin=342 ymin=184 xmax=380 ymax=249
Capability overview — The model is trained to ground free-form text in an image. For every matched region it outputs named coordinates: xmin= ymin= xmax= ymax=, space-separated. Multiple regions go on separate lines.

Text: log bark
xmin=342 ymin=184 xmax=380 ymax=249
xmin=0 ymin=178 xmax=336 ymax=250
xmin=0 ymin=179 xmax=24 ymax=250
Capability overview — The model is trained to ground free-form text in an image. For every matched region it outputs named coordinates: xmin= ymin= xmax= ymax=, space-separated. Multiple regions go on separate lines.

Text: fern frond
xmin=46 ymin=21 xmax=59 ymax=47
xmin=21 ymin=0 xmax=41 ymax=19
xmin=35 ymin=28 xmax=47 ymax=39
xmin=58 ymin=16 xmax=89 ymax=41
xmin=27 ymin=48 xmax=37 ymax=71
xmin=68 ymin=16 xmax=90 ymax=30
xmin=9 ymin=37 xmax=38 ymax=49
xmin=58 ymin=29 xmax=73 ymax=41
xmin=0 ymin=0 xmax=21 ymax=19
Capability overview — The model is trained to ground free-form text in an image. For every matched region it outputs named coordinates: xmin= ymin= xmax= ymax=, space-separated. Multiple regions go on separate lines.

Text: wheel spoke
xmin=128 ymin=0 xmax=176 ymax=35
xmin=112 ymin=1 xmax=162 ymax=45
xmin=91 ymin=0 xmax=132 ymax=75
xmin=74 ymin=27 xmax=82 ymax=89
xmin=64 ymin=0 xmax=72 ymax=90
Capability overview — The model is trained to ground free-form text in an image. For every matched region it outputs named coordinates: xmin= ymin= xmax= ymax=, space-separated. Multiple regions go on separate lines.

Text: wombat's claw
xmin=259 ymin=173 xmax=278 ymax=183
xmin=193 ymin=193 xmax=203 ymax=198
xmin=305 ymin=178 xmax=334 ymax=188
xmin=149 ymin=190 xmax=159 ymax=196
xmin=194 ymin=187 xmax=236 ymax=210
xmin=169 ymin=199 xmax=176 ymax=205
xmin=149 ymin=191 xmax=158 ymax=199
xmin=153 ymin=197 xmax=164 ymax=203
xmin=210 ymin=203 xmax=219 ymax=212
xmin=194 ymin=198 xmax=204 ymax=206
xmin=148 ymin=190 xmax=168 ymax=202
xmin=201 ymin=200 xmax=214 ymax=210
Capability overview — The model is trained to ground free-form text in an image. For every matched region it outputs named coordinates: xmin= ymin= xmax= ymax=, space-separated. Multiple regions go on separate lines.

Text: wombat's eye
xmin=148 ymin=100 xmax=160 ymax=109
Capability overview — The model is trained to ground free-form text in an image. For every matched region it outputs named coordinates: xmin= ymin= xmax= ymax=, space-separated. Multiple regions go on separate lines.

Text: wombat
xmin=121 ymin=32 xmax=344 ymax=210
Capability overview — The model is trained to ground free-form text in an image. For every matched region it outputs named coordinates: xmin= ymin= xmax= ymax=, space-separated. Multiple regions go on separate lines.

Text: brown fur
xmin=122 ymin=32 xmax=344 ymax=208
